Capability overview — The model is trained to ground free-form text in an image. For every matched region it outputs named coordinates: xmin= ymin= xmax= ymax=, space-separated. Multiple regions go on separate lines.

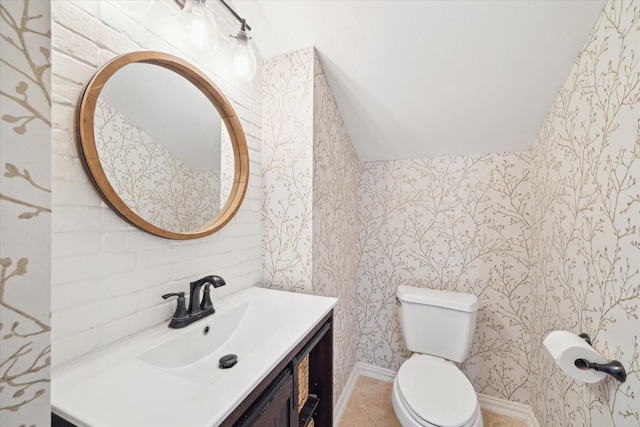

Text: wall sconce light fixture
xmin=219 ymin=0 xmax=256 ymax=82
xmin=175 ymin=0 xmax=257 ymax=82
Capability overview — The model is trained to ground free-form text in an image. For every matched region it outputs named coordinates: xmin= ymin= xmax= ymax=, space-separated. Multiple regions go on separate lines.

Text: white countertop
xmin=52 ymin=286 xmax=337 ymax=427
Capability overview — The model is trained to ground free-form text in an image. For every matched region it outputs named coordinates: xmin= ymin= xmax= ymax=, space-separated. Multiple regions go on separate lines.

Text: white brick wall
xmin=51 ymin=0 xmax=263 ymax=368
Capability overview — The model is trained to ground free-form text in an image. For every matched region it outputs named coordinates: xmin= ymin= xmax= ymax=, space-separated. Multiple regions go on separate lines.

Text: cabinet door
xmin=252 ymin=374 xmax=294 ymax=427
xmin=237 ymin=367 xmax=295 ymax=427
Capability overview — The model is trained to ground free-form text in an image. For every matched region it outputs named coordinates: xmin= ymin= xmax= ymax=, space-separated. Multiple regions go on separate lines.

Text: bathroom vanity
xmin=51 ymin=287 xmax=336 ymax=427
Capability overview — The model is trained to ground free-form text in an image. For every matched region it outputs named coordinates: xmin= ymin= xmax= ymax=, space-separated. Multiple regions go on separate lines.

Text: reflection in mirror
xmin=75 ymin=51 xmax=249 ymax=240
xmin=94 ymin=63 xmax=233 ymax=233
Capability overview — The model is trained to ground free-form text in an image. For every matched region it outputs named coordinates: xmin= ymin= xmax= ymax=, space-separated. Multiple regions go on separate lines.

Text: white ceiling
xmin=233 ymin=0 xmax=606 ymax=162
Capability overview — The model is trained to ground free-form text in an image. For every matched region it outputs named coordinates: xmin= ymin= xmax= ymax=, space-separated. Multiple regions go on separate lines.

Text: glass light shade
xmin=186 ymin=0 xmax=218 ymax=50
xmin=233 ymin=31 xmax=257 ymax=82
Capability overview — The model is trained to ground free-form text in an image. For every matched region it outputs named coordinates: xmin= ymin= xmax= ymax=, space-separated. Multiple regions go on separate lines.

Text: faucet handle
xmin=162 ymin=292 xmax=188 ymax=320
xmin=200 ymin=284 xmax=214 ymax=312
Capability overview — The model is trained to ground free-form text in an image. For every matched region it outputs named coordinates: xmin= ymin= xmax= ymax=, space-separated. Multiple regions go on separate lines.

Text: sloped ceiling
xmin=234 ymin=0 xmax=606 ymax=162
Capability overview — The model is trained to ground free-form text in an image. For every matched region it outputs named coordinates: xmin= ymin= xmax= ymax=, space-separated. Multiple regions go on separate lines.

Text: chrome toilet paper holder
xmin=577 ymin=333 xmax=627 ymax=383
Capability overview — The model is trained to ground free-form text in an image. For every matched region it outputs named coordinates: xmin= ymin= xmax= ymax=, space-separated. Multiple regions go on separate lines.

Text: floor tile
xmin=339 ymin=376 xmax=528 ymax=427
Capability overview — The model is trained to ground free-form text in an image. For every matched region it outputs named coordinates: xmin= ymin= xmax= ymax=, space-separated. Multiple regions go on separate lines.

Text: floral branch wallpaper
xmin=312 ymin=53 xmax=363 ymax=402
xmin=355 ymin=152 xmax=532 ymax=402
xmin=0 ymin=0 xmax=51 ymax=425
xmin=263 ymin=49 xmax=315 ymax=294
xmin=529 ymin=1 xmax=640 ymax=425
xmin=94 ymin=99 xmax=222 ymax=233
xmin=263 ymin=48 xmax=362 ymax=403
xmin=263 ymin=1 xmax=638 ymax=425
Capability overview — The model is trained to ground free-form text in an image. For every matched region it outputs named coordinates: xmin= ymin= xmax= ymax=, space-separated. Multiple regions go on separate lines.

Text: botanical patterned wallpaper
xmin=264 ymin=4 xmax=638 ymax=425
xmin=0 ymin=0 xmax=51 ymax=425
xmin=354 ymin=2 xmax=639 ymax=425
xmin=355 ymin=153 xmax=532 ymax=403
xmin=263 ymin=49 xmax=315 ymax=293
xmin=312 ymin=51 xmax=363 ymax=403
xmin=262 ymin=48 xmax=363 ymax=403
xmin=529 ymin=1 xmax=640 ymax=425
xmin=95 ymin=99 xmax=221 ymax=233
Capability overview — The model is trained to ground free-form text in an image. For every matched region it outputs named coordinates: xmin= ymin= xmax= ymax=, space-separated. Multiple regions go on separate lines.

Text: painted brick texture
xmin=51 ymin=0 xmax=263 ymax=368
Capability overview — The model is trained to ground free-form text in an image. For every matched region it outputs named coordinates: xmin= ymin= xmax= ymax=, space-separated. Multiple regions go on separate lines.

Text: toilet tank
xmin=397 ymin=285 xmax=479 ymax=363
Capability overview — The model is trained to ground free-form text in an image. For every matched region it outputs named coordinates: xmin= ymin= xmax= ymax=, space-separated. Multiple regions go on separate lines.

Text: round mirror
xmin=75 ymin=51 xmax=249 ymax=239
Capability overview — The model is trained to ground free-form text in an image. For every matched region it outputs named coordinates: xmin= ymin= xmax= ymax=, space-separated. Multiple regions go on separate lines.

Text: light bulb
xmin=186 ymin=0 xmax=218 ymax=50
xmin=233 ymin=31 xmax=257 ymax=82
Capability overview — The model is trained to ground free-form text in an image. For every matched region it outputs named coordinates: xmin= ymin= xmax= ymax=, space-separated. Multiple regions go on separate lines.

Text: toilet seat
xmin=396 ymin=354 xmax=479 ymax=427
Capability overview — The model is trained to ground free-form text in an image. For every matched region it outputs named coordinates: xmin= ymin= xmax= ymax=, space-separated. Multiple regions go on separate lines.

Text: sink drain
xmin=219 ymin=354 xmax=238 ymax=369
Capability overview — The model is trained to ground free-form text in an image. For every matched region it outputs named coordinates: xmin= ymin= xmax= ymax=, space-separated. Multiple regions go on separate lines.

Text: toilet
xmin=392 ymin=285 xmax=482 ymax=427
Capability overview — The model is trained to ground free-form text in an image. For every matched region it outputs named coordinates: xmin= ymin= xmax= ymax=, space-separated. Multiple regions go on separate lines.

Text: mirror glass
xmin=76 ymin=52 xmax=248 ymax=239
xmin=96 ymin=63 xmax=233 ymax=233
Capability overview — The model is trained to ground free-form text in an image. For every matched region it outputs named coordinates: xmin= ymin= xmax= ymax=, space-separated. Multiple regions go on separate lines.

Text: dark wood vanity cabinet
xmin=224 ymin=310 xmax=334 ymax=427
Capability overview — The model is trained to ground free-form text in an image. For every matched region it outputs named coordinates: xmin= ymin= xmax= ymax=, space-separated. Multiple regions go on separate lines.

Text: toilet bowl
xmin=392 ymin=285 xmax=482 ymax=427
xmin=391 ymin=354 xmax=482 ymax=427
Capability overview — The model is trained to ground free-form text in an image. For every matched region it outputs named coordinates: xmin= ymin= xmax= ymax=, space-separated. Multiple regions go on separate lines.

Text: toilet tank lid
xmin=397 ymin=285 xmax=479 ymax=312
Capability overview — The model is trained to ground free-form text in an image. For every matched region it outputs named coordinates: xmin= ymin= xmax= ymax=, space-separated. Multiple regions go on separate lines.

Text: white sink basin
xmin=52 ymin=286 xmax=336 ymax=427
xmin=137 ymin=301 xmax=249 ymax=369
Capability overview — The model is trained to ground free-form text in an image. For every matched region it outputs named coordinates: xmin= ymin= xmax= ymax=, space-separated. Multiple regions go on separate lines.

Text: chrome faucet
xmin=162 ymin=275 xmax=226 ymax=329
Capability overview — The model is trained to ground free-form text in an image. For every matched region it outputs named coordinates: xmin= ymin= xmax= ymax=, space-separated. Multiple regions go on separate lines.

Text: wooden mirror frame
xmin=75 ymin=51 xmax=249 ymax=240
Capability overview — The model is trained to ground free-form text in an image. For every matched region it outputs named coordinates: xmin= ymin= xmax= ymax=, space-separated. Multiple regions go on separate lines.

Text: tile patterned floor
xmin=339 ymin=376 xmax=528 ymax=427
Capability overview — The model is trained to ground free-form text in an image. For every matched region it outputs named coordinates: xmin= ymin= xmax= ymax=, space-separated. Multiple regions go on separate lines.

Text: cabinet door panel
xmin=251 ymin=375 xmax=294 ymax=427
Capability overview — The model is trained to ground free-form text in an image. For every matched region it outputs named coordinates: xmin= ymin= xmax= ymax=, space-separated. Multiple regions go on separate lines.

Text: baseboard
xmin=335 ymin=362 xmax=539 ymax=427
xmin=333 ymin=365 xmax=359 ymax=424
xmin=334 ymin=362 xmax=396 ymax=424
xmin=353 ymin=361 xmax=397 ymax=382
